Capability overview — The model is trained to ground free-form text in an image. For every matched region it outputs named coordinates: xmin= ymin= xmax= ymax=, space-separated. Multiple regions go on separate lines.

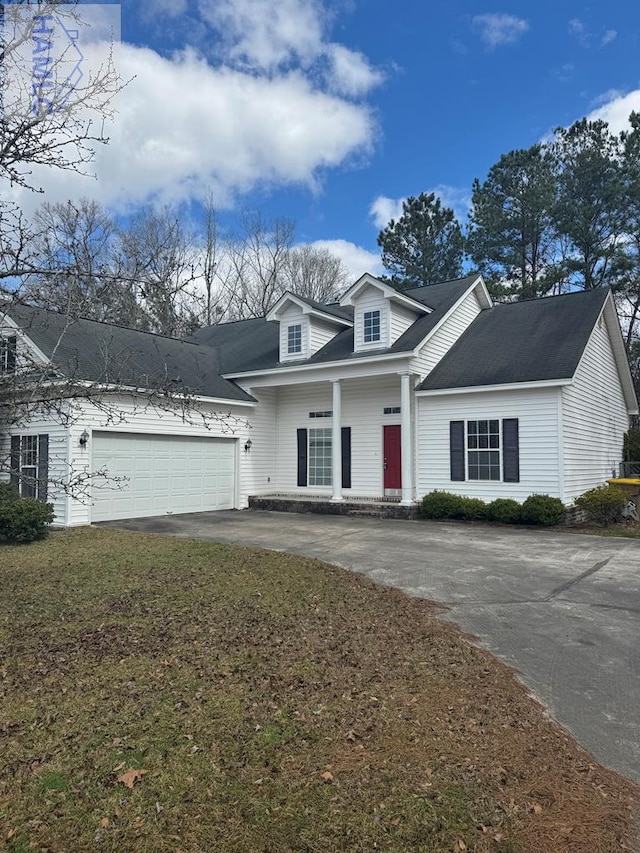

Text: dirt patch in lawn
xmin=0 ymin=528 xmax=637 ymax=852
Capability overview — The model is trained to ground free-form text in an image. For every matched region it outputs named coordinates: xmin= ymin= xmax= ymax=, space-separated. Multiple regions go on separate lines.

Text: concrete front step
xmin=248 ymin=495 xmax=419 ymax=520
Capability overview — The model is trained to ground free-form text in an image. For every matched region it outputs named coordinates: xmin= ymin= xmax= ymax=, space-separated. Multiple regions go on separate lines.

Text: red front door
xmin=383 ymin=425 xmax=402 ymax=490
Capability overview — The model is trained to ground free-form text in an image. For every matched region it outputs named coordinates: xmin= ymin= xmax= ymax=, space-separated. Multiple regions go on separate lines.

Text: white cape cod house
xmin=1 ymin=273 xmax=637 ymax=526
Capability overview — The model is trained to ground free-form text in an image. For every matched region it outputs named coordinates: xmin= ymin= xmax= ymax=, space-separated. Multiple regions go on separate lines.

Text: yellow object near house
xmin=607 ymin=478 xmax=640 ymax=486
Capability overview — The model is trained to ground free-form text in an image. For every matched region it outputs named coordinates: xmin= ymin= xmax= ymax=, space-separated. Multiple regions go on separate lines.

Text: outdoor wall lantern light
xmin=79 ymin=429 xmax=89 ymax=447
xmin=244 ymin=438 xmax=252 ymax=453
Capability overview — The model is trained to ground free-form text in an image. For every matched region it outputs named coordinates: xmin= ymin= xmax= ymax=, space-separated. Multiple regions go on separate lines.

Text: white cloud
xmin=586 ymin=89 xmax=640 ymax=133
xmin=142 ymin=0 xmax=189 ymax=19
xmin=569 ymin=19 xmax=618 ymax=49
xmin=428 ymin=184 xmax=472 ymax=221
xmin=370 ymin=186 xmax=471 ymax=231
xmin=199 ymin=0 xmax=325 ymax=70
xmin=11 ymin=36 xmax=377 ymax=216
xmin=309 ymin=239 xmax=383 ymax=281
xmin=568 ymin=18 xmax=589 ymax=46
xmin=369 ymin=195 xmax=405 ymax=230
xmin=324 ymin=44 xmax=384 ymax=97
xmin=7 ymin=0 xmax=384 ymax=216
xmin=471 ymin=14 xmax=529 ymax=49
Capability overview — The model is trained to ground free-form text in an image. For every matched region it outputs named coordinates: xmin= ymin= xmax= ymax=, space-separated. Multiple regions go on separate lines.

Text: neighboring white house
xmin=1 ymin=273 xmax=637 ymax=526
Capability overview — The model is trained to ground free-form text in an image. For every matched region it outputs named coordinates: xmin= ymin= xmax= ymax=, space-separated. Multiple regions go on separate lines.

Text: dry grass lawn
xmin=0 ymin=527 xmax=638 ymax=852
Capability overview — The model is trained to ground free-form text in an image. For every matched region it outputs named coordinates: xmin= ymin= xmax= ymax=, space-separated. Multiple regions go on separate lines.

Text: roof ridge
xmin=490 ymin=287 xmax=609 ymax=309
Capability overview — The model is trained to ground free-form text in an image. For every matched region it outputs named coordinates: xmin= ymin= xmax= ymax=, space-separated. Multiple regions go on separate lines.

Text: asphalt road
xmin=100 ymin=510 xmax=640 ymax=783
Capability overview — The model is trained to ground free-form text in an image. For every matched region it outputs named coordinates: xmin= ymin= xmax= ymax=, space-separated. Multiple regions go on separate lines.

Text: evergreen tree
xmin=376 ymin=192 xmax=464 ymax=288
xmin=467 ymin=145 xmax=558 ymax=300
xmin=550 ymin=118 xmax=624 ymax=290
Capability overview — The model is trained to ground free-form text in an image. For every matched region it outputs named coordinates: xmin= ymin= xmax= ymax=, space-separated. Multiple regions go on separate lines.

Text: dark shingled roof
xmin=417 ymin=287 xmax=610 ymax=391
xmin=6 ymin=303 xmax=253 ymax=403
xmin=192 ymin=273 xmax=481 ymax=373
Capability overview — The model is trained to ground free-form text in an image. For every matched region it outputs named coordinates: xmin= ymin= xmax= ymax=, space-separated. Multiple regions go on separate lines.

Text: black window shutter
xmin=6 ymin=336 xmax=17 ymax=371
xmin=341 ymin=426 xmax=351 ymax=489
xmin=10 ymin=435 xmax=20 ymax=491
xmin=450 ymin=421 xmax=465 ymax=481
xmin=37 ymin=434 xmax=49 ymax=502
xmin=297 ymin=428 xmax=307 ymax=487
xmin=502 ymin=419 xmax=520 ymax=483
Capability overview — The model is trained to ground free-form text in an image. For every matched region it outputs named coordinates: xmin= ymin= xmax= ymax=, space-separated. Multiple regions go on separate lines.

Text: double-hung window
xmin=10 ymin=434 xmax=49 ymax=500
xmin=363 ymin=310 xmax=381 ymax=343
xmin=450 ymin=418 xmax=519 ymax=483
xmin=287 ymin=324 xmax=302 ymax=355
xmin=467 ymin=420 xmax=500 ymax=480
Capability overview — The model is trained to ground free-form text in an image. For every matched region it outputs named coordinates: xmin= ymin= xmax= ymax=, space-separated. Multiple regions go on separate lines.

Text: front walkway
xmin=100 ymin=509 xmax=640 ymax=783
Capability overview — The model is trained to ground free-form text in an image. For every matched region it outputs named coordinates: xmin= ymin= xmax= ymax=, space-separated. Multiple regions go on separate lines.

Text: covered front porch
xmin=243 ymin=371 xmax=419 ymax=506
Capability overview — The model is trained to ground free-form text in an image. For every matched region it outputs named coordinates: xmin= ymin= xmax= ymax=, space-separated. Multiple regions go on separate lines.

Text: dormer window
xmin=0 ymin=335 xmax=17 ymax=372
xmin=287 ymin=324 xmax=302 ymax=355
xmin=364 ymin=310 xmax=381 ymax=343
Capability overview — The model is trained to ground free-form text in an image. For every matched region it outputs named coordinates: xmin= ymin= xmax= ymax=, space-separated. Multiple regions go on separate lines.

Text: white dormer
xmin=267 ymin=293 xmax=353 ymax=362
xmin=340 ymin=274 xmax=428 ymax=353
xmin=0 ymin=312 xmax=50 ymax=375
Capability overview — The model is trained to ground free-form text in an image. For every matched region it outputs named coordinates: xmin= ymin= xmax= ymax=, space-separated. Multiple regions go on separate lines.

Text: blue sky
xmin=17 ymin=0 xmax=640 ymax=279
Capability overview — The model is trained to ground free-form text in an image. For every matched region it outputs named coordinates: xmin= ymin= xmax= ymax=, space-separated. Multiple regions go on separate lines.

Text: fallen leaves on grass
xmin=117 ymin=768 xmax=147 ymax=789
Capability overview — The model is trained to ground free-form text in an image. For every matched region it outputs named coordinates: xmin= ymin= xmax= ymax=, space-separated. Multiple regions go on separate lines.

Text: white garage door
xmin=91 ymin=432 xmax=236 ymax=522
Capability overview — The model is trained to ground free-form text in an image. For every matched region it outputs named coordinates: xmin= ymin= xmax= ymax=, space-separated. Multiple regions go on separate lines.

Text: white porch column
xmin=400 ymin=372 xmax=414 ymax=505
xmin=331 ymin=379 xmax=343 ymax=502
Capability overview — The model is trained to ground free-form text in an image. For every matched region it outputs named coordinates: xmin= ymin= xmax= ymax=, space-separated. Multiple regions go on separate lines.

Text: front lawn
xmin=0 ymin=529 xmax=637 ymax=852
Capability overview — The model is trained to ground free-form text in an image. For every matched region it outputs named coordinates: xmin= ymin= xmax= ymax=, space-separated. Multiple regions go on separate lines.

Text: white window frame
xmin=287 ymin=324 xmax=302 ymax=355
xmin=308 ymin=427 xmax=332 ymax=486
xmin=363 ymin=310 xmax=381 ymax=343
xmin=20 ymin=435 xmax=39 ymax=498
xmin=0 ymin=336 xmax=15 ymax=372
xmin=466 ymin=419 xmax=501 ymax=481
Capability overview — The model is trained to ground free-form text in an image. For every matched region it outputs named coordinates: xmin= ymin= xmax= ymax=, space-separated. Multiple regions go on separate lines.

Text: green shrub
xmin=0 ymin=498 xmax=54 ymax=544
xmin=420 ymin=491 xmax=467 ymax=519
xmin=520 ymin=494 xmax=565 ymax=526
xmin=0 ymin=481 xmax=20 ymax=503
xmin=574 ymin=485 xmax=629 ymax=526
xmin=487 ymin=498 xmax=522 ymax=524
xmin=458 ymin=496 xmax=489 ymax=521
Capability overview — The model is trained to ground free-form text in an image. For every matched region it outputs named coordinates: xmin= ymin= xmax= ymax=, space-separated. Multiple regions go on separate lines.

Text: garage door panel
xmin=91 ymin=432 xmax=236 ymax=521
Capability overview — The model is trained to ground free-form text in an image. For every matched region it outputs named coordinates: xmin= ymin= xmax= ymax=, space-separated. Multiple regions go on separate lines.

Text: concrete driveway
xmin=100 ymin=510 xmax=640 ymax=783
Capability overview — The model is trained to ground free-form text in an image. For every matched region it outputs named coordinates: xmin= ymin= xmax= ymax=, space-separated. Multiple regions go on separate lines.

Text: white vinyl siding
xmin=389 ymin=302 xmax=420 ymax=345
xmin=309 ymin=319 xmax=339 ymax=355
xmin=239 ymin=386 xmax=277 ymax=499
xmin=562 ymin=319 xmax=629 ymax=500
xmin=411 ymin=290 xmax=482 ymax=380
xmin=417 ymin=387 xmax=561 ymax=502
xmin=354 ymin=285 xmax=389 ymax=351
xmin=91 ymin=433 xmax=235 ymax=521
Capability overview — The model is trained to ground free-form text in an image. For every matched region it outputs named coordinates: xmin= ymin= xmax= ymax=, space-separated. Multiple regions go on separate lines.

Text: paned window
xmin=467 ymin=420 xmax=500 ymax=481
xmin=308 ymin=428 xmax=332 ymax=486
xmin=287 ymin=324 xmax=302 ymax=354
xmin=309 ymin=411 xmax=332 ymax=418
xmin=0 ymin=336 xmax=16 ymax=372
xmin=383 ymin=406 xmax=400 ymax=415
xmin=363 ymin=310 xmax=381 ymax=343
xmin=20 ymin=435 xmax=38 ymax=498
